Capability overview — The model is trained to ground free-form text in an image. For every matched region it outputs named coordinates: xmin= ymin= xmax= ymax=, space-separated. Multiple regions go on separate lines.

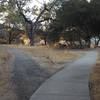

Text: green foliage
xmin=48 ymin=0 xmax=100 ymax=48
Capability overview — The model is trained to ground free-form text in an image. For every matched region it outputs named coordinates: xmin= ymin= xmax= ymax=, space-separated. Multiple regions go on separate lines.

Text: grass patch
xmin=90 ymin=52 xmax=100 ymax=100
xmin=18 ymin=46 xmax=84 ymax=73
xmin=0 ymin=48 xmax=12 ymax=97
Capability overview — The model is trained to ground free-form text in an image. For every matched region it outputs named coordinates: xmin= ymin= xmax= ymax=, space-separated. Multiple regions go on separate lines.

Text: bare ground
xmin=90 ymin=49 xmax=100 ymax=100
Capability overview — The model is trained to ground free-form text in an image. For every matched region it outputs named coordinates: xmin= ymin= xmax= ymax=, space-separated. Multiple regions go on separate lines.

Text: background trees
xmin=48 ymin=0 xmax=100 ymax=48
xmin=0 ymin=0 xmax=60 ymax=45
xmin=1 ymin=0 xmax=100 ymax=48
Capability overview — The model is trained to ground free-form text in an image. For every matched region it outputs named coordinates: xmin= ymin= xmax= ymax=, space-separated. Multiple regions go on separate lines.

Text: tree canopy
xmin=0 ymin=0 xmax=60 ymax=45
xmin=48 ymin=0 xmax=100 ymax=48
xmin=1 ymin=0 xmax=100 ymax=48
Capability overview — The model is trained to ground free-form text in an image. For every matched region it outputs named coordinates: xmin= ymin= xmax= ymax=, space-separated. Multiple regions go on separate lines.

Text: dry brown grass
xmin=1 ymin=45 xmax=86 ymax=74
xmin=22 ymin=46 xmax=82 ymax=61
xmin=17 ymin=46 xmax=84 ymax=73
xmin=6 ymin=45 xmax=84 ymax=73
xmin=0 ymin=48 xmax=16 ymax=99
xmin=0 ymin=52 xmax=11 ymax=64
xmin=0 ymin=45 xmax=85 ymax=100
xmin=90 ymin=52 xmax=100 ymax=100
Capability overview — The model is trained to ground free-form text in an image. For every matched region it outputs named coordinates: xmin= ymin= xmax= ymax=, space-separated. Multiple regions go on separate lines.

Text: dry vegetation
xmin=90 ymin=52 xmax=100 ymax=100
xmin=4 ymin=45 xmax=85 ymax=74
xmin=0 ymin=48 xmax=18 ymax=100
xmin=0 ymin=45 xmax=85 ymax=100
xmin=19 ymin=46 xmax=84 ymax=73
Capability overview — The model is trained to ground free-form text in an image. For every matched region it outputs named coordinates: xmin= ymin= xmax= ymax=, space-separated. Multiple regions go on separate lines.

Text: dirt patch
xmin=90 ymin=52 xmax=100 ymax=100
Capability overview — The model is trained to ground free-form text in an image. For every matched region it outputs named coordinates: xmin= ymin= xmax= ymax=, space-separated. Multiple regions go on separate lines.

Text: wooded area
xmin=0 ymin=0 xmax=100 ymax=48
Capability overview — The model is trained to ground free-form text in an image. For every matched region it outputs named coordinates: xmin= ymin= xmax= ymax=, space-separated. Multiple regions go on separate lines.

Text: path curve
xmin=30 ymin=51 xmax=98 ymax=100
xmin=8 ymin=48 xmax=50 ymax=100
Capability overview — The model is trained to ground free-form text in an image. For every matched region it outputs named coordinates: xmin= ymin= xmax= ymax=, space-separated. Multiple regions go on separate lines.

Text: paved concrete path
xmin=30 ymin=51 xmax=98 ymax=100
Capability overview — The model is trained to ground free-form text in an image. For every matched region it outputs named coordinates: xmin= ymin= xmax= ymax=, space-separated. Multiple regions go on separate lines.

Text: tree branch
xmin=16 ymin=0 xmax=32 ymax=24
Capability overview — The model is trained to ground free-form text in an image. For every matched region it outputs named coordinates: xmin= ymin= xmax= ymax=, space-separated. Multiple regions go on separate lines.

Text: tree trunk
xmin=8 ymin=32 xmax=12 ymax=44
xmin=95 ymin=39 xmax=100 ymax=48
xmin=8 ymin=39 xmax=12 ymax=44
xmin=87 ymin=40 xmax=91 ymax=48
xmin=30 ymin=24 xmax=34 ymax=46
